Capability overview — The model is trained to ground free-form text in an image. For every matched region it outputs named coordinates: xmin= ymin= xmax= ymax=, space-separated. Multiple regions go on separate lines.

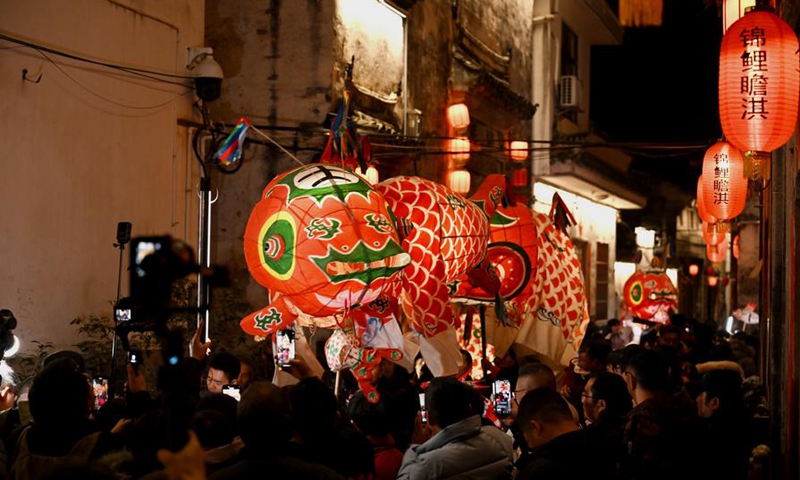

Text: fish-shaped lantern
xmin=623 ymin=269 xmax=678 ymax=324
xmin=240 ymin=164 xmax=411 ymax=337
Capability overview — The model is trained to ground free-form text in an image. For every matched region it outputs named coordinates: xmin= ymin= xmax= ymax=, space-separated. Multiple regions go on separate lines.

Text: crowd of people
xmin=0 ymin=315 xmax=768 ymax=480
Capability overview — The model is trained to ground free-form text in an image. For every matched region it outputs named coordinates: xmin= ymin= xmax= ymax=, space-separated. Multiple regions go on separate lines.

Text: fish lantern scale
xmin=701 ymin=142 xmax=746 ymax=221
xmin=719 ymin=9 xmax=799 ymax=153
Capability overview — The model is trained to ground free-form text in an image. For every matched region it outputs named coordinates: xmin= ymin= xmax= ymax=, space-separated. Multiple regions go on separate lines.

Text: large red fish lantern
xmin=623 ymin=270 xmax=678 ymax=324
xmin=240 ymin=164 xmax=411 ymax=337
xmin=450 ymin=202 xmax=538 ymax=327
xmin=515 ymin=210 xmax=590 ymax=366
xmin=376 ymin=174 xmax=506 ymax=375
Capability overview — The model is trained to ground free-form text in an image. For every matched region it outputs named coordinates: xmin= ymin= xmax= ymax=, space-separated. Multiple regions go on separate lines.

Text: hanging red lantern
xmin=447 ymin=104 xmax=470 ymax=132
xmin=447 ymin=137 xmax=470 ymax=165
xmin=509 ymin=141 xmax=528 ymax=162
xmin=701 ymin=142 xmax=746 ymax=221
xmin=696 ymin=177 xmax=717 ymax=224
xmin=719 ymin=9 xmax=800 ymax=153
xmin=702 ymin=220 xmax=729 ymax=246
xmin=707 ymin=236 xmax=729 ymax=263
xmin=512 ymin=167 xmax=528 ymax=187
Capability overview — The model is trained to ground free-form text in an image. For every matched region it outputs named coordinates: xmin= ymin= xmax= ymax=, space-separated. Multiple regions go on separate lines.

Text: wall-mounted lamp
xmin=707 ymin=275 xmax=719 ymax=287
xmin=187 ymin=47 xmax=224 ymax=102
xmin=688 ymin=264 xmax=699 ymax=276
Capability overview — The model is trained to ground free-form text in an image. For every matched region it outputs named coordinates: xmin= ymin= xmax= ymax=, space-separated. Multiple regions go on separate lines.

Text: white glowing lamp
xmin=448 ymin=169 xmax=471 ymax=194
xmin=509 ymin=141 xmax=528 ymax=162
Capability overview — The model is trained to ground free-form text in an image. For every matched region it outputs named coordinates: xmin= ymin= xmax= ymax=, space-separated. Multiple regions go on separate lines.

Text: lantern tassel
xmin=619 ymin=0 xmax=663 ymax=27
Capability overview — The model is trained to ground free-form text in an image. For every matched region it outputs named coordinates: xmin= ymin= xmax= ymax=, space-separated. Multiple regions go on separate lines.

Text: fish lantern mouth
xmin=312 ymin=242 xmax=411 ymax=284
xmin=327 ymin=252 xmax=411 ymax=277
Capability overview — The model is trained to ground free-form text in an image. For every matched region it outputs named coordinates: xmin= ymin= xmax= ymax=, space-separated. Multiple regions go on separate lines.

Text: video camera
xmin=114 ymin=235 xmax=228 ymax=352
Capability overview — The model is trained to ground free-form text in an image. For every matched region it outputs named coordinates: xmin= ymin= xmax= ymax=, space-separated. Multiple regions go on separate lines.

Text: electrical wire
xmin=37 ymin=50 xmax=191 ymax=110
xmin=0 ymin=31 xmax=194 ymax=80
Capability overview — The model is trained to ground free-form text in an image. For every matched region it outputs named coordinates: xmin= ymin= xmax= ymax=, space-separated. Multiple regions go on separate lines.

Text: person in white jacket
xmin=397 ymin=378 xmax=514 ymax=480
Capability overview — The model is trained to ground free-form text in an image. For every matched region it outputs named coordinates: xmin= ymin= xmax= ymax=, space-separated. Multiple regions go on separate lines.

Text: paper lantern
xmin=447 ymin=137 xmax=471 ymax=165
xmin=363 ymin=165 xmax=379 ymax=185
xmin=447 ymin=103 xmax=470 ymax=131
xmin=512 ymin=167 xmax=528 ymax=187
xmin=707 ymin=236 xmax=729 ymax=263
xmin=733 ymin=234 xmax=740 ymax=259
xmin=701 ymin=142 xmax=746 ymax=221
xmin=452 ymin=203 xmax=539 ymax=328
xmin=509 ymin=141 xmax=528 ymax=162
xmin=623 ymin=270 xmax=678 ymax=324
xmin=702 ymin=221 xmax=730 ymax=246
xmin=517 ymin=210 xmax=590 ymax=364
xmin=696 ymin=178 xmax=717 ymax=224
xmin=689 ymin=264 xmax=699 ymax=276
xmin=448 ymin=169 xmax=471 ymax=194
xmin=720 ymin=9 xmax=800 ymax=153
xmin=239 ymin=164 xmax=411 ymax=337
xmin=707 ymin=275 xmax=719 ymax=287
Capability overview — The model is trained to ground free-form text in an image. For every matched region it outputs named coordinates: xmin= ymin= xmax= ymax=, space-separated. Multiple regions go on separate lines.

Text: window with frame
xmin=595 ymin=242 xmax=609 ymax=319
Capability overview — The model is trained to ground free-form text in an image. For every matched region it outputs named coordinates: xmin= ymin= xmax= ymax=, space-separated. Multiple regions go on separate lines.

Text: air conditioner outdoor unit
xmin=559 ymin=75 xmax=580 ymax=108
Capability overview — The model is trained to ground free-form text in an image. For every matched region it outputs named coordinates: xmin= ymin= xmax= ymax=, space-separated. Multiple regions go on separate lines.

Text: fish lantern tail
xmin=240 ymin=295 xmax=297 ymax=337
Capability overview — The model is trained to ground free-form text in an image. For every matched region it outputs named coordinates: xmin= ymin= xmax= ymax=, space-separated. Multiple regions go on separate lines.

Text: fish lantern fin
xmin=240 ymin=295 xmax=297 ymax=337
xmin=549 ymin=192 xmax=576 ymax=234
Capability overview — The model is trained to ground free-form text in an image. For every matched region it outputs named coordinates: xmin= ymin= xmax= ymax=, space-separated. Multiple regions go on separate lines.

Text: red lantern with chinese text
xmin=701 ymin=142 xmax=746 ymax=221
xmin=719 ymin=10 xmax=799 ymax=153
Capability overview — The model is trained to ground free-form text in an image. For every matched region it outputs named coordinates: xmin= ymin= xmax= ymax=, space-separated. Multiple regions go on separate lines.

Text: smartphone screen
xmin=274 ymin=329 xmax=296 ymax=367
xmin=493 ymin=379 xmax=512 ymax=417
xmin=419 ymin=392 xmax=427 ymax=424
xmin=222 ymin=384 xmax=241 ymax=402
xmin=115 ymin=308 xmax=131 ymax=322
xmin=127 ymin=350 xmax=142 ymax=365
xmin=93 ymin=377 xmax=109 ymax=409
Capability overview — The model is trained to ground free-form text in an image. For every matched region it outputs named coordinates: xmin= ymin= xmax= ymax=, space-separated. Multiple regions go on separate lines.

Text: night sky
xmin=592 ymin=0 xmax=722 ymax=191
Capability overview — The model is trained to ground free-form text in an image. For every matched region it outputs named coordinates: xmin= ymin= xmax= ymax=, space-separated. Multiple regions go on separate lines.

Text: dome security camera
xmin=187 ymin=47 xmax=224 ymax=102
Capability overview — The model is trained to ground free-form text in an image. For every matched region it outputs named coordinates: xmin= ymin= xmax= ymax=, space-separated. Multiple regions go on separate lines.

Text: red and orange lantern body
xmin=701 ymin=142 xmax=746 ymax=221
xmin=719 ymin=10 xmax=799 ymax=153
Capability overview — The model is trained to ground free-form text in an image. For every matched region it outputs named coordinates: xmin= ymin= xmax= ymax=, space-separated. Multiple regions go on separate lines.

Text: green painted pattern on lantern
xmin=490 ymin=210 xmax=518 ymax=227
xmin=630 ymin=282 xmax=644 ymax=305
xmin=277 ymin=165 xmax=373 ymax=205
xmin=311 ymin=240 xmax=409 ymax=285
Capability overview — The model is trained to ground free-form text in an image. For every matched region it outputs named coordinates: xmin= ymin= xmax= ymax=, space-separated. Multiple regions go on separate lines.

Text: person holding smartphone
xmin=206 ymin=352 xmax=241 ymax=395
